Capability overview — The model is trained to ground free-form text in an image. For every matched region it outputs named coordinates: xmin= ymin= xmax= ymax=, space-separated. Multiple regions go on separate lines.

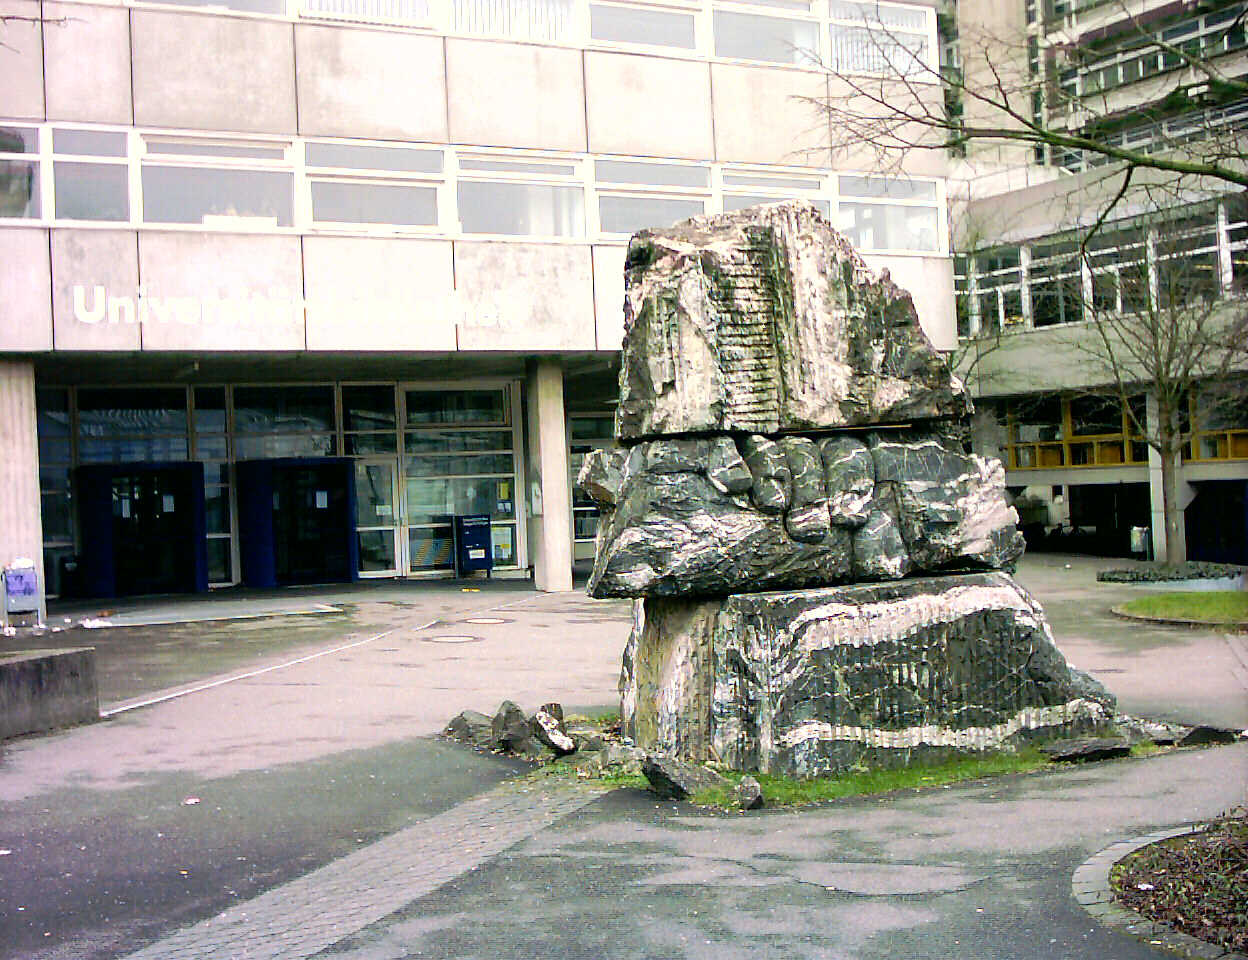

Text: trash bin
xmin=452 ymin=515 xmax=494 ymax=578
xmin=3 ymin=560 xmax=42 ymax=628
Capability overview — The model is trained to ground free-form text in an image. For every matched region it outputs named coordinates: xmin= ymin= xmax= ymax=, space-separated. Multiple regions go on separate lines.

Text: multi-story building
xmin=950 ymin=0 xmax=1248 ymax=563
xmin=0 ymin=0 xmax=957 ymax=607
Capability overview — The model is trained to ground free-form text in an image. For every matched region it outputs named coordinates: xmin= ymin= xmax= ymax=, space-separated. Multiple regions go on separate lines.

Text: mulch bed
xmin=1112 ymin=808 xmax=1248 ymax=954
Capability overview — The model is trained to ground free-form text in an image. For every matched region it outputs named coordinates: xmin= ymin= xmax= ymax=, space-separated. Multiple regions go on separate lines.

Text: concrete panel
xmin=455 ymin=242 xmax=595 ymax=350
xmin=295 ymin=26 xmax=446 ymax=142
xmin=711 ymin=65 xmax=829 ymax=167
xmin=0 ymin=360 xmax=43 ymax=600
xmin=0 ymin=229 xmax=53 ymax=351
xmin=447 ymin=39 xmax=584 ymax=152
xmin=303 ymin=236 xmax=456 ymax=351
xmin=51 ymin=230 xmax=142 ymax=351
xmin=585 ymin=52 xmax=712 ymax=160
xmin=132 ymin=11 xmax=296 ymax=134
xmin=862 ymin=254 xmax=956 ymax=351
xmin=0 ymin=649 xmax=99 ymax=739
xmin=824 ymin=75 xmax=949 ymax=178
xmin=137 ymin=232 xmax=304 ymax=351
xmin=0 ymin=0 xmax=44 ymax=119
xmin=43 ymin=2 xmax=133 ymax=123
xmin=591 ymin=244 xmax=626 ymax=351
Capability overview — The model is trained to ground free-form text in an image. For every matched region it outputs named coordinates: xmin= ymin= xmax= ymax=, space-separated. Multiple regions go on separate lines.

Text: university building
xmin=0 ymin=0 xmax=957 ymax=604
xmin=949 ymin=0 xmax=1248 ymax=563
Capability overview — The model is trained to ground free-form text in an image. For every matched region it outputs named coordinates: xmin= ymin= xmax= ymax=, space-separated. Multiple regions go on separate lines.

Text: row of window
xmin=956 ymin=199 xmax=1248 ymax=336
xmin=1054 ymin=97 xmax=1248 ymax=174
xmin=1003 ymin=390 xmax=1248 ymax=471
xmin=0 ymin=124 xmax=947 ymax=252
xmin=116 ymin=0 xmax=937 ymax=75
xmin=1054 ymin=3 xmax=1247 ymax=101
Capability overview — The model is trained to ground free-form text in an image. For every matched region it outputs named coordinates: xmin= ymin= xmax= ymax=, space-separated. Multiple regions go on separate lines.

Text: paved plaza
xmin=0 ymin=557 xmax=1245 ymax=960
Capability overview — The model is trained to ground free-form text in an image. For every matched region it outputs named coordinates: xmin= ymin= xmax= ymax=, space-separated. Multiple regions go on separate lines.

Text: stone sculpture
xmin=579 ymin=201 xmax=1113 ymax=778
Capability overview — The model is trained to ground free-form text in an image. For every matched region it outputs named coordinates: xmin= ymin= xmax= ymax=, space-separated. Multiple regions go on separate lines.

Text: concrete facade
xmin=1 ymin=0 xmax=955 ymax=599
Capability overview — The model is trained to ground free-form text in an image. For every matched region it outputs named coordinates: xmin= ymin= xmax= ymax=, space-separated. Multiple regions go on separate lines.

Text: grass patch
xmin=691 ymin=747 xmax=1051 ymax=808
xmin=1119 ymin=590 xmax=1248 ymax=626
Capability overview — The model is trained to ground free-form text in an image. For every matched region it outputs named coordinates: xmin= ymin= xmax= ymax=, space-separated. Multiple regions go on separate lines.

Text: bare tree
xmin=1064 ymin=199 xmax=1248 ymax=563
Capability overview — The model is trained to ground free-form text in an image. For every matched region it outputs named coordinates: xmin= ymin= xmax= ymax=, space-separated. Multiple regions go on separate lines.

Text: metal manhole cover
xmin=424 ymin=635 xmax=482 ymax=644
xmin=463 ymin=617 xmax=509 ymax=625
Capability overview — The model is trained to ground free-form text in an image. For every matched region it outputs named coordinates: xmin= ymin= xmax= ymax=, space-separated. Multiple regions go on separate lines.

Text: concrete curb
xmin=1072 ymin=825 xmax=1248 ymax=960
xmin=1108 ymin=606 xmax=1248 ymax=631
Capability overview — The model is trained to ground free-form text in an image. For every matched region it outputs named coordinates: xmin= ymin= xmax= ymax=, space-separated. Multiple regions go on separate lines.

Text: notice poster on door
xmin=315 ymin=490 xmax=328 ymax=509
xmin=162 ymin=494 xmax=175 ymax=513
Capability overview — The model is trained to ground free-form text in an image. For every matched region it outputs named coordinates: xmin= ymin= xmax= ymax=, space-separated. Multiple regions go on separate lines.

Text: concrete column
xmin=524 ymin=357 xmax=573 ymax=592
xmin=0 ymin=359 xmax=45 ymax=620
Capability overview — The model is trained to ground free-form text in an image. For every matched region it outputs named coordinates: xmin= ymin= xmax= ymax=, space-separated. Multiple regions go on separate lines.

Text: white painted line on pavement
xmin=100 ymin=591 xmax=546 ymax=718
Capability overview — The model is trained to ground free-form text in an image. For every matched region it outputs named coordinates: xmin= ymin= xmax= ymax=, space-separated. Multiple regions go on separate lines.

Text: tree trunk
xmin=1158 ymin=442 xmax=1185 ymax=565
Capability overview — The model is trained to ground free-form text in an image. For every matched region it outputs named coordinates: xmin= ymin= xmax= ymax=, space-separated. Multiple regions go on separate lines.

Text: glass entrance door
xmin=355 ymin=458 xmax=401 ymax=576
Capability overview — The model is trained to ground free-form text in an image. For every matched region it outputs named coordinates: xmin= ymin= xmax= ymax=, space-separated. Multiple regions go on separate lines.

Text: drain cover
xmin=464 ymin=617 xmax=508 ymax=625
xmin=424 ymin=635 xmax=481 ymax=644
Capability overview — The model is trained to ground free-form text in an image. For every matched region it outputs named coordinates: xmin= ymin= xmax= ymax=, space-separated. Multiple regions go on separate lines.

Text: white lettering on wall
xmin=73 ymin=285 xmax=106 ymax=325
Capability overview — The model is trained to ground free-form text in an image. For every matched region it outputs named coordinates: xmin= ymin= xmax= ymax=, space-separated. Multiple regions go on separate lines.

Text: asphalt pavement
xmin=0 ymin=557 xmax=1245 ymax=960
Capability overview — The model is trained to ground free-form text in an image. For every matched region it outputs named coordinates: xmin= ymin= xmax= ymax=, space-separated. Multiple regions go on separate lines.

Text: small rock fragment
xmin=1178 ymin=725 xmax=1241 ymax=747
xmin=445 ymin=710 xmax=494 ymax=748
xmin=1039 ymin=737 xmax=1131 ymax=763
xmin=577 ymin=449 xmax=626 ymax=507
xmin=491 ymin=700 xmax=530 ymax=753
xmin=531 ymin=710 xmax=576 ymax=756
xmin=641 ymin=755 xmax=728 ymax=800
xmin=735 ymin=776 xmax=765 ymax=810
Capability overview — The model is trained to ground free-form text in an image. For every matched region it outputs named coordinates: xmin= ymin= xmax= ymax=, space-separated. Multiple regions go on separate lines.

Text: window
xmin=403 ymin=388 xmax=519 ymax=570
xmin=191 ymin=387 xmax=233 ymax=584
xmin=1086 ymin=223 xmax=1148 ymax=314
xmin=306 ymin=142 xmax=442 ymax=229
xmin=1228 ymin=194 xmax=1248 ymax=295
xmin=599 ymin=195 xmax=705 ymax=234
xmin=53 ymin=129 xmax=129 ymax=222
xmin=342 ymin=384 xmax=398 ymax=455
xmin=827 ymin=0 xmax=933 ymax=77
xmin=232 ymin=385 xmax=335 ymax=458
xmin=458 ymin=155 xmax=585 ymax=237
xmin=311 ymin=180 xmax=437 ymax=226
xmin=722 ymin=170 xmax=829 ymax=216
xmin=975 ymin=247 xmax=1023 ymax=333
xmin=300 ymin=0 xmax=430 ymax=25
xmin=1028 ymin=238 xmax=1081 ymax=327
xmin=155 ymin=0 xmax=286 ymax=12
xmin=141 ymin=137 xmax=293 ymax=228
xmin=590 ymin=3 xmax=696 ymax=48
xmin=76 ymin=387 xmax=189 ymax=463
xmin=714 ymin=9 xmax=820 ymax=65
xmin=954 ymin=255 xmax=972 ymax=338
xmin=450 ymin=0 xmax=575 ymax=42
xmin=837 ymin=175 xmax=940 ymax=252
xmin=1154 ymin=212 xmax=1221 ymax=307
xmin=596 ymin=160 xmax=709 ymax=188
xmin=1007 ymin=396 xmax=1064 ymax=468
xmin=0 ymin=125 xmax=39 ymax=219
xmin=595 ymin=159 xmax=710 ymax=236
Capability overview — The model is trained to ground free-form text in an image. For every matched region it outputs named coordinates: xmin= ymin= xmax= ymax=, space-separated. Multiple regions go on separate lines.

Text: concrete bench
xmin=1 ymin=648 xmax=99 ymax=740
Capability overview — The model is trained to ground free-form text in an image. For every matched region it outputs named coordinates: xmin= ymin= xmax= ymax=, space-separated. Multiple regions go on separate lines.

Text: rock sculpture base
xmin=621 ymin=572 xmax=1113 ymax=778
